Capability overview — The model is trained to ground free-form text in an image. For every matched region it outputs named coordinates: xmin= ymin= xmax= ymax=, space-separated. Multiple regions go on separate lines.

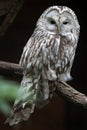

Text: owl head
xmin=36 ymin=6 xmax=80 ymax=36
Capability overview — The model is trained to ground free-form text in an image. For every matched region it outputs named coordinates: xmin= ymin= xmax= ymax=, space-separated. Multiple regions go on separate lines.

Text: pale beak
xmin=57 ymin=20 xmax=61 ymax=34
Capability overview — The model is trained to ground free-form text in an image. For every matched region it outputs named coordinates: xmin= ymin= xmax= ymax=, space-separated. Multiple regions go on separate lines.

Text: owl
xmin=6 ymin=6 xmax=80 ymax=125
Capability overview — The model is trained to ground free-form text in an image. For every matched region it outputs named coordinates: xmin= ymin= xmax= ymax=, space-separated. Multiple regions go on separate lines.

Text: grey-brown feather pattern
xmin=6 ymin=6 xmax=80 ymax=125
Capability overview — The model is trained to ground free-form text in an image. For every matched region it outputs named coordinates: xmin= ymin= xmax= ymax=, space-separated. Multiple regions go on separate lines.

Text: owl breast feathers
xmin=6 ymin=6 xmax=80 ymax=125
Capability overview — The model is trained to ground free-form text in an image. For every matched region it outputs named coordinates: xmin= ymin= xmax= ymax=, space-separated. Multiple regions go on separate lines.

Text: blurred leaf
xmin=0 ymin=77 xmax=19 ymax=100
xmin=0 ymin=100 xmax=12 ymax=116
xmin=0 ymin=77 xmax=20 ymax=116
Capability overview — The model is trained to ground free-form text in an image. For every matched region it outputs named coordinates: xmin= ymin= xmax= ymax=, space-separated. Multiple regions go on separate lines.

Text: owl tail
xmin=5 ymin=75 xmax=40 ymax=126
xmin=5 ymin=103 xmax=35 ymax=126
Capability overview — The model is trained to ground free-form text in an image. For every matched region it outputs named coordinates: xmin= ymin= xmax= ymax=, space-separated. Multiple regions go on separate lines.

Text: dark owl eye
xmin=63 ymin=21 xmax=69 ymax=25
xmin=50 ymin=19 xmax=56 ymax=24
xmin=48 ymin=18 xmax=56 ymax=25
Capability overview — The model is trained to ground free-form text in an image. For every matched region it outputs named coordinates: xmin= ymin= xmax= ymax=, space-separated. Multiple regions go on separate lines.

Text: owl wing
xmin=6 ymin=37 xmax=45 ymax=125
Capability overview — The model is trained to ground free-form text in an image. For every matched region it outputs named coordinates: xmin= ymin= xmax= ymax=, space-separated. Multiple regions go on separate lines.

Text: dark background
xmin=0 ymin=0 xmax=87 ymax=130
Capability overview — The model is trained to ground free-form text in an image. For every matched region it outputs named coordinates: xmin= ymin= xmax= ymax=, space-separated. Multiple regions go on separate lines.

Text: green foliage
xmin=0 ymin=77 xmax=20 ymax=116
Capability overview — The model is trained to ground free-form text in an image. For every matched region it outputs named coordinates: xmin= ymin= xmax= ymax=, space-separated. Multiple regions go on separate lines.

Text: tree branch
xmin=0 ymin=61 xmax=23 ymax=76
xmin=0 ymin=0 xmax=24 ymax=36
xmin=0 ymin=60 xmax=87 ymax=108
xmin=56 ymin=81 xmax=87 ymax=108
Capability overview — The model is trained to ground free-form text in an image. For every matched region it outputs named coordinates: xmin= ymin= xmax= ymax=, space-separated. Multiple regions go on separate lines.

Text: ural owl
xmin=6 ymin=6 xmax=80 ymax=125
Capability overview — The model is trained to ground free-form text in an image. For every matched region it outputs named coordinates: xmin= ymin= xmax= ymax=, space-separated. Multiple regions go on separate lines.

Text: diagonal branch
xmin=0 ymin=61 xmax=23 ymax=76
xmin=0 ymin=0 xmax=24 ymax=36
xmin=56 ymin=81 xmax=87 ymax=108
xmin=0 ymin=60 xmax=87 ymax=108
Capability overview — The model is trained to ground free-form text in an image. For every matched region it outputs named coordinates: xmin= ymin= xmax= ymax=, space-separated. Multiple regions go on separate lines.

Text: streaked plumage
xmin=6 ymin=6 xmax=80 ymax=125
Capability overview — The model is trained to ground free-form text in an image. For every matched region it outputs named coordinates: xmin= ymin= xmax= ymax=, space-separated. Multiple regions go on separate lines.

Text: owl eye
xmin=63 ymin=21 xmax=69 ymax=25
xmin=50 ymin=19 xmax=56 ymax=24
xmin=48 ymin=18 xmax=56 ymax=25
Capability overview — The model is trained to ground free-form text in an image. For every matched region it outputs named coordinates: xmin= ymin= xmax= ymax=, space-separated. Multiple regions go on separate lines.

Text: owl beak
xmin=57 ymin=26 xmax=61 ymax=34
xmin=57 ymin=27 xmax=60 ymax=33
xmin=57 ymin=21 xmax=61 ymax=34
